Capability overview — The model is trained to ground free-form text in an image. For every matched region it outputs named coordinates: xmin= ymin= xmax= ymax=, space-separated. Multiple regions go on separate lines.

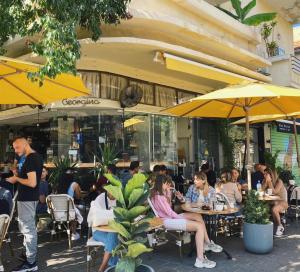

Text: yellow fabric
xmin=163 ymin=83 xmax=300 ymax=118
xmin=164 ymin=54 xmax=253 ymax=85
xmin=124 ymin=118 xmax=144 ymax=128
xmin=0 ymin=57 xmax=90 ymax=104
xmin=232 ymin=112 xmax=300 ymax=125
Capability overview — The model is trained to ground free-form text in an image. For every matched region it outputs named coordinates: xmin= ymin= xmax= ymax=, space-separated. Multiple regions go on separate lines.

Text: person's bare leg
xmin=186 ymin=221 xmax=205 ymax=260
xmin=98 ymin=252 xmax=111 ymax=272
xmin=183 ymin=213 xmax=210 ymax=243
xmin=272 ymin=205 xmax=281 ymax=226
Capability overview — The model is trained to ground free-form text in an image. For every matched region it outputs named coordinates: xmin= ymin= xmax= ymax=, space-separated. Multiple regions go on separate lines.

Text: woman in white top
xmin=88 ymin=192 xmax=118 ymax=272
xmin=215 ymin=171 xmax=242 ymax=207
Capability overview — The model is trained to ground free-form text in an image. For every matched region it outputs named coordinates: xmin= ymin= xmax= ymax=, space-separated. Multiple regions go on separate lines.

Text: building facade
xmin=0 ymin=0 xmax=296 ymax=174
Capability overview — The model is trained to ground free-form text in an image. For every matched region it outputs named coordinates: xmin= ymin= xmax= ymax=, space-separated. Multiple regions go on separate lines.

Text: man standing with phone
xmin=7 ymin=136 xmax=43 ymax=272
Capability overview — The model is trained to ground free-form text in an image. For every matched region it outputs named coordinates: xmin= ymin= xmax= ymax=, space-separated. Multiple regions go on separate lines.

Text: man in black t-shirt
xmin=6 ymin=136 xmax=43 ymax=272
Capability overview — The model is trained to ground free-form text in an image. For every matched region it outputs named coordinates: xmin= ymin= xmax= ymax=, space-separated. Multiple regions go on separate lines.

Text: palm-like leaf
xmin=242 ymin=13 xmax=277 ymax=26
xmin=231 ymin=0 xmax=242 ymax=18
xmin=242 ymin=0 xmax=256 ymax=20
xmin=216 ymin=5 xmax=239 ymax=20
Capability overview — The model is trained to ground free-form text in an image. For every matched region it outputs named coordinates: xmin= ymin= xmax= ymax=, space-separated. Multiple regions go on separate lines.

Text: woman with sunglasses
xmin=262 ymin=168 xmax=288 ymax=237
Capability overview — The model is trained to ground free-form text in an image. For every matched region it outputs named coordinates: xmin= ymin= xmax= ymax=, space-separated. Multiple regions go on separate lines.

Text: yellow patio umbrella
xmin=232 ymin=113 xmax=300 ymax=167
xmin=124 ymin=118 xmax=144 ymax=128
xmin=0 ymin=56 xmax=90 ymax=104
xmin=163 ymin=83 xmax=300 ymax=190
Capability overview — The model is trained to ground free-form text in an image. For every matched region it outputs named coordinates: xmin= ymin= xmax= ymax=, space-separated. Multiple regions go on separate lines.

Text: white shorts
xmin=163 ymin=218 xmax=187 ymax=231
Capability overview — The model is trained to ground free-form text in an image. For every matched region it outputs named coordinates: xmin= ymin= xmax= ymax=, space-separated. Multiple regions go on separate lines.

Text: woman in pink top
xmin=151 ymin=175 xmax=222 ymax=269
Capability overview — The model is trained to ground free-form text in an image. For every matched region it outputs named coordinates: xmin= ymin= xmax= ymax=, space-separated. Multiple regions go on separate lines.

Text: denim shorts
xmin=92 ymin=230 xmax=118 ymax=266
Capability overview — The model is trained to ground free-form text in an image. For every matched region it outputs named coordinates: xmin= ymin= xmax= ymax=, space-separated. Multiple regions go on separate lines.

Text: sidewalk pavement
xmin=2 ymin=222 xmax=300 ymax=272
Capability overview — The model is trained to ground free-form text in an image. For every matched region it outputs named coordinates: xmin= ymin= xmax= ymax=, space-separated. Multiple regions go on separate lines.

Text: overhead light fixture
xmin=153 ymin=51 xmax=165 ymax=64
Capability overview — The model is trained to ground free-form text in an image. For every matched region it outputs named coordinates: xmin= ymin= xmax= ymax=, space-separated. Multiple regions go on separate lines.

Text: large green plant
xmin=105 ymin=173 xmax=153 ymax=272
xmin=217 ymin=0 xmax=276 ymax=26
xmin=244 ymin=190 xmax=270 ymax=224
xmin=264 ymin=150 xmax=280 ymax=170
xmin=48 ymin=157 xmax=77 ymax=191
xmin=0 ymin=0 xmax=131 ymax=80
xmin=94 ymin=143 xmax=119 ymax=179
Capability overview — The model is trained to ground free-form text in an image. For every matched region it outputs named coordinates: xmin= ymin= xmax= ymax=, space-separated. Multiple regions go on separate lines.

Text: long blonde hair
xmin=194 ymin=171 xmax=209 ymax=197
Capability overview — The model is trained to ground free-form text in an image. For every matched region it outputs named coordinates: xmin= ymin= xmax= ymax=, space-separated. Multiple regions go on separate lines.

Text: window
xmin=80 ymin=71 xmax=100 ymax=97
xmin=101 ymin=73 xmax=128 ymax=100
xmin=155 ymin=86 xmax=176 ymax=107
xmin=129 ymin=81 xmax=154 ymax=105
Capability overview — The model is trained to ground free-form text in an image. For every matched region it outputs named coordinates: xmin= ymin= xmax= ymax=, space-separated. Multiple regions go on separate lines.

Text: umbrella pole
xmin=292 ymin=118 xmax=300 ymax=168
xmin=245 ymin=106 xmax=252 ymax=190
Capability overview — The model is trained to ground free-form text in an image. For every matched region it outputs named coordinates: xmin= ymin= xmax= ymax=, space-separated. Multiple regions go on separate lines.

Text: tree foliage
xmin=217 ymin=0 xmax=276 ymax=26
xmin=0 ymin=0 xmax=131 ymax=79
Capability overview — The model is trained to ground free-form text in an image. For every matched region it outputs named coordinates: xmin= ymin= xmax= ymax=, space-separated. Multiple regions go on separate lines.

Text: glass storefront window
xmin=178 ymin=91 xmax=197 ymax=103
xmin=193 ymin=119 xmax=219 ymax=171
xmin=150 ymin=115 xmax=177 ymax=170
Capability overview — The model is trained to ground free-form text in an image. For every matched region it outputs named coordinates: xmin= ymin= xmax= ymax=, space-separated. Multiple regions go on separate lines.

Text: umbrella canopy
xmin=0 ymin=57 xmax=90 ymax=104
xmin=163 ymin=83 xmax=300 ymax=189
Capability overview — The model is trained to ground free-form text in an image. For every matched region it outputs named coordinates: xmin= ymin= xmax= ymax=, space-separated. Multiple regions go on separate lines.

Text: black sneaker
xmin=11 ymin=260 xmax=38 ymax=272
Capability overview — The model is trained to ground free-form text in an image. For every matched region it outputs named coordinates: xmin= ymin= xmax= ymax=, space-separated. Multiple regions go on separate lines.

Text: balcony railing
xmin=292 ymin=55 xmax=300 ymax=74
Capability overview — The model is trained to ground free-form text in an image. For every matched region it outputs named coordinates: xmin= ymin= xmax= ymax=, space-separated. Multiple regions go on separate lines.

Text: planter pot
xmin=105 ymin=264 xmax=155 ymax=272
xmin=243 ymin=222 xmax=273 ymax=254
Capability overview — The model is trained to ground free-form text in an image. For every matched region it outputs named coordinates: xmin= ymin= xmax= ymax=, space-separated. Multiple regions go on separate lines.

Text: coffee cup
xmin=267 ymin=189 xmax=272 ymax=195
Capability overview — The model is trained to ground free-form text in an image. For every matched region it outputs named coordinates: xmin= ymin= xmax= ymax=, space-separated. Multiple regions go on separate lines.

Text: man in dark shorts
xmin=6 ymin=136 xmax=43 ymax=272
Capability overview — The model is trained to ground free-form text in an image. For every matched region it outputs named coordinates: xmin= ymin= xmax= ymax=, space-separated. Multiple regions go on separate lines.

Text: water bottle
xmin=256 ymin=180 xmax=261 ymax=191
xmin=210 ymin=191 xmax=216 ymax=210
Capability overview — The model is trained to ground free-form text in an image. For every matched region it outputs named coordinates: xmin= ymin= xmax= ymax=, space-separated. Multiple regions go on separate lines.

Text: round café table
xmin=181 ymin=203 xmax=240 ymax=259
xmin=258 ymin=194 xmax=281 ymax=201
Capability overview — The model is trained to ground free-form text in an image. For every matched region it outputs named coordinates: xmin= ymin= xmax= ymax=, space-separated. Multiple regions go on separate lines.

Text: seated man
xmin=87 ymin=191 xmax=118 ymax=272
xmin=0 ymin=185 xmax=12 ymax=215
xmin=36 ymin=167 xmax=50 ymax=215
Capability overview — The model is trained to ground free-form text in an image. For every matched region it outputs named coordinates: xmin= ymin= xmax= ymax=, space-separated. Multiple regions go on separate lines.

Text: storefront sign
xmin=62 ymin=98 xmax=101 ymax=106
xmin=276 ymin=121 xmax=300 ymax=134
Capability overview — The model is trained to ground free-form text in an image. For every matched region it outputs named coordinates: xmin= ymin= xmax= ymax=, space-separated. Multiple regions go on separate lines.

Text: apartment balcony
xmin=268 ymin=54 xmax=300 ymax=88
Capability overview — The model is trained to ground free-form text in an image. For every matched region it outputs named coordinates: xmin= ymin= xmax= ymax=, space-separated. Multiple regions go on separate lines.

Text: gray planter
xmin=105 ymin=264 xmax=155 ymax=272
xmin=243 ymin=222 xmax=273 ymax=254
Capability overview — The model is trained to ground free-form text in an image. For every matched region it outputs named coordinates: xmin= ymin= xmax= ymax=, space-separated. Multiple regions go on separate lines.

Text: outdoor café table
xmin=181 ymin=203 xmax=240 ymax=259
xmin=94 ymin=217 xmax=164 ymax=233
xmin=259 ymin=194 xmax=281 ymax=201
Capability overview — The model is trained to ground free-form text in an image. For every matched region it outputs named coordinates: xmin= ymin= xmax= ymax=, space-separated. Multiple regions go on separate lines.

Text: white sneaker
xmin=204 ymin=240 xmax=223 ymax=253
xmin=194 ymin=258 xmax=216 ymax=269
xmin=275 ymin=225 xmax=284 ymax=237
xmin=71 ymin=232 xmax=80 ymax=241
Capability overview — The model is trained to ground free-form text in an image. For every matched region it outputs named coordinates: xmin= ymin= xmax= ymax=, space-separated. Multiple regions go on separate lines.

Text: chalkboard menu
xmin=276 ymin=121 xmax=300 ymax=134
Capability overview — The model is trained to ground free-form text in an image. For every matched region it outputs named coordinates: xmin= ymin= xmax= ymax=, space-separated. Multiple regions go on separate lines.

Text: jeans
xmin=17 ymin=201 xmax=38 ymax=264
xmin=93 ymin=230 xmax=118 ymax=266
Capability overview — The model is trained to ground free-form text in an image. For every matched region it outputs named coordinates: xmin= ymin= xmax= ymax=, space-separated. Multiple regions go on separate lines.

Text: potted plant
xmin=104 ymin=173 xmax=154 ymax=272
xmin=94 ymin=143 xmax=119 ymax=180
xmin=243 ymin=190 xmax=273 ymax=254
xmin=48 ymin=156 xmax=77 ymax=192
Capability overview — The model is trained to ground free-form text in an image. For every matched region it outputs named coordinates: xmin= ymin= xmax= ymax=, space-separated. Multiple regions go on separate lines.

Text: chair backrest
xmin=290 ymin=186 xmax=300 ymax=203
xmin=46 ymin=194 xmax=76 ymax=222
xmin=216 ymin=192 xmax=230 ymax=206
xmin=147 ymin=197 xmax=159 ymax=217
xmin=0 ymin=214 xmax=10 ymax=248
